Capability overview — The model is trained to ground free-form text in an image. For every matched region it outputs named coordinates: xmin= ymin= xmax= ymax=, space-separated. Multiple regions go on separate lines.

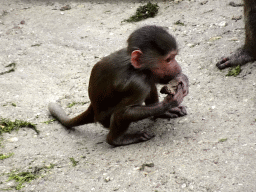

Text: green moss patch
xmin=42 ymin=119 xmax=56 ymax=125
xmin=69 ymin=157 xmax=79 ymax=167
xmin=218 ymin=138 xmax=228 ymax=143
xmin=67 ymin=101 xmax=88 ymax=108
xmin=7 ymin=170 xmax=38 ymax=190
xmin=174 ymin=20 xmax=185 ymax=26
xmin=6 ymin=164 xmax=55 ymax=190
xmin=0 ymin=118 xmax=39 ymax=135
xmin=124 ymin=2 xmax=159 ymax=22
xmin=0 ymin=63 xmax=16 ymax=75
xmin=226 ymin=65 xmax=241 ymax=77
xmin=0 ymin=153 xmax=14 ymax=160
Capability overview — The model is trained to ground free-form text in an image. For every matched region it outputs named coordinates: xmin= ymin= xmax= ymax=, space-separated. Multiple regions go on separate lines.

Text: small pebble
xmin=8 ymin=137 xmax=18 ymax=142
xmin=218 ymin=21 xmax=227 ymax=27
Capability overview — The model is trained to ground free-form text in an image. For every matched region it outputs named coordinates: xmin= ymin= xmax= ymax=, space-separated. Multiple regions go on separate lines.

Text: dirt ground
xmin=0 ymin=0 xmax=256 ymax=191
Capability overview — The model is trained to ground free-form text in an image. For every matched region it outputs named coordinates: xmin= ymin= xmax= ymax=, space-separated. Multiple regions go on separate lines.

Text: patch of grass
xmin=67 ymin=102 xmax=77 ymax=108
xmin=0 ymin=153 xmax=14 ymax=160
xmin=0 ymin=63 xmax=16 ymax=75
xmin=69 ymin=157 xmax=79 ymax=167
xmin=5 ymin=63 xmax=16 ymax=68
xmin=174 ymin=20 xmax=185 ymax=26
xmin=2 ymin=102 xmax=17 ymax=107
xmin=0 ymin=118 xmax=39 ymax=135
xmin=123 ymin=2 xmax=159 ymax=22
xmin=7 ymin=171 xmax=38 ymax=190
xmin=45 ymin=163 xmax=55 ymax=169
xmin=7 ymin=168 xmax=40 ymax=190
xmin=31 ymin=43 xmax=41 ymax=47
xmin=218 ymin=138 xmax=228 ymax=142
xmin=6 ymin=164 xmax=55 ymax=190
xmin=226 ymin=65 xmax=241 ymax=77
xmin=139 ymin=163 xmax=154 ymax=171
xmin=67 ymin=101 xmax=88 ymax=108
xmin=42 ymin=119 xmax=56 ymax=125
xmin=0 ymin=137 xmax=3 ymax=147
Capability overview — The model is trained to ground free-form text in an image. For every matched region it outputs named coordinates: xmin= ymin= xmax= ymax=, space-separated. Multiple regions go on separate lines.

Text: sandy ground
xmin=0 ymin=0 xmax=256 ymax=191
